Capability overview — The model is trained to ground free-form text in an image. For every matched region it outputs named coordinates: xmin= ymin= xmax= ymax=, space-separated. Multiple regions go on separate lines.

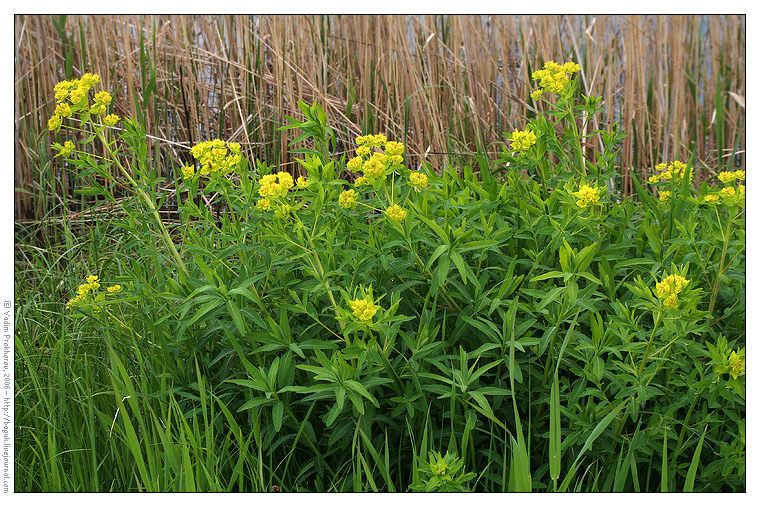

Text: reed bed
xmin=14 ymin=14 xmax=745 ymax=222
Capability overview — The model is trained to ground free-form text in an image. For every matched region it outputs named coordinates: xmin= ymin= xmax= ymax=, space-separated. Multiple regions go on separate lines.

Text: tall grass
xmin=15 ymin=14 xmax=745 ymax=222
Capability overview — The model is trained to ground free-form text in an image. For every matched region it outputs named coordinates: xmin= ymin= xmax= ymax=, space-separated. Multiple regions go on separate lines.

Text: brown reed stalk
xmin=14 ymin=14 xmax=745 ymax=222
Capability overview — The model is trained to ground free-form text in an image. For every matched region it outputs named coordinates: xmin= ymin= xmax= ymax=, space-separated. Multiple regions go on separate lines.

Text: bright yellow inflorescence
xmin=572 ymin=184 xmax=601 ymax=209
xmin=104 ymin=114 xmax=120 ymax=127
xmin=509 ymin=129 xmax=537 ymax=152
xmin=655 ymin=273 xmax=690 ymax=310
xmin=727 ymin=349 xmax=746 ymax=380
xmin=188 ymin=139 xmax=243 ymax=177
xmin=648 ymin=160 xmax=693 ymax=184
xmin=385 ymin=204 xmax=408 ymax=222
xmin=49 ymin=73 xmax=114 ymax=133
xmin=347 ymin=134 xmax=405 ymax=185
xmin=66 ymin=275 xmax=121 ymax=314
xmin=530 ymin=61 xmax=581 ymax=97
xmin=348 ymin=296 xmax=381 ymax=322
xmin=409 ymin=171 xmax=429 ymax=190
xmin=339 ymin=189 xmax=358 ymax=208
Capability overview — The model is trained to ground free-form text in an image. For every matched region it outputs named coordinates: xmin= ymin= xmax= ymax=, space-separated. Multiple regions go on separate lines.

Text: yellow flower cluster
xmin=530 ymin=61 xmax=581 ymax=96
xmin=409 ymin=171 xmax=429 ymax=190
xmin=49 ymin=73 xmax=108 ymax=132
xmin=189 ymin=139 xmax=243 ymax=176
xmin=346 ymin=134 xmax=405 ymax=185
xmin=66 ymin=275 xmax=121 ymax=313
xmin=104 ymin=113 xmax=120 ymax=127
xmin=648 ymin=160 xmax=693 ymax=184
xmin=180 ymin=165 xmax=195 ymax=179
xmin=702 ymin=170 xmax=746 ymax=206
xmin=257 ymin=198 xmax=272 ymax=211
xmin=727 ymin=349 xmax=746 ymax=380
xmin=348 ymin=296 xmax=381 ymax=322
xmin=659 ymin=190 xmax=671 ymax=202
xmin=355 ymin=134 xmax=388 ymax=148
xmin=53 ymin=140 xmax=75 ymax=158
xmin=296 ymin=175 xmax=309 ymax=188
xmin=339 ymin=189 xmax=358 ymax=208
xmin=717 ymin=170 xmax=745 ymax=184
xmin=258 ymin=171 xmax=295 ymax=198
xmin=385 ymin=204 xmax=408 ymax=221
xmin=655 ymin=273 xmax=690 ymax=310
xmin=572 ymin=184 xmax=601 ymax=208
xmin=509 ymin=129 xmax=537 ymax=152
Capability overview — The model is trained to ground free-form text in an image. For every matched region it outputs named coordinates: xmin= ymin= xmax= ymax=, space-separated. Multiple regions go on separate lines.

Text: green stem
xmin=708 ymin=210 xmax=732 ymax=317
xmin=638 ymin=310 xmax=662 ymax=380
xmin=95 ymin=127 xmax=189 ymax=276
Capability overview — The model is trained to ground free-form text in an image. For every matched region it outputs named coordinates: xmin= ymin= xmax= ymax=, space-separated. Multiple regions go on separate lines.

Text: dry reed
xmin=14 ymin=14 xmax=745 ymax=222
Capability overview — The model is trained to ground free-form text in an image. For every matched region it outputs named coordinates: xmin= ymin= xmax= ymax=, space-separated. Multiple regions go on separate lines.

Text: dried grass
xmin=14 ymin=14 xmax=745 ymax=221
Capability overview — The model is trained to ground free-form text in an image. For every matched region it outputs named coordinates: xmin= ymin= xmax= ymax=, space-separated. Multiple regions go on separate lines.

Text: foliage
xmin=15 ymin=65 xmax=745 ymax=492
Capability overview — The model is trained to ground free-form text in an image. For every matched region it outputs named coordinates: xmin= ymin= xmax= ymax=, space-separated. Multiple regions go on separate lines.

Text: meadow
xmin=14 ymin=15 xmax=745 ymax=492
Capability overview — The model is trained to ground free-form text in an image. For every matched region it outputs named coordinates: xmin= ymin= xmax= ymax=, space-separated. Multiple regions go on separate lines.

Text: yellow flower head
xmin=354 ymin=176 xmax=368 ymax=186
xmin=384 ymin=141 xmax=405 ymax=156
xmin=655 ymin=273 xmax=689 ymax=305
xmin=296 ymin=175 xmax=308 ymax=188
xmin=277 ymin=171 xmax=295 ymax=192
xmin=93 ymin=91 xmax=112 ymax=106
xmin=180 ymin=165 xmax=195 ymax=179
xmin=81 ymin=73 xmax=101 ymax=87
xmin=362 ymin=157 xmax=387 ymax=181
xmin=530 ymin=89 xmax=543 ymax=100
xmin=356 ymin=145 xmax=371 ymax=157
xmin=106 ymin=285 xmax=122 ymax=293
xmin=659 ymin=190 xmax=671 ymax=202
xmin=58 ymin=140 xmax=75 ymax=158
xmin=718 ymin=171 xmax=736 ymax=184
xmin=409 ymin=171 xmax=429 ymax=190
xmin=720 ymin=186 xmax=736 ymax=198
xmin=650 ymin=160 xmax=693 ymax=185
xmin=347 ymin=156 xmax=364 ymax=172
xmin=509 ymin=129 xmax=537 ymax=152
xmin=338 ymin=189 xmax=358 ymax=209
xmin=356 ymin=134 xmax=387 ymax=148
xmin=572 ymin=184 xmax=601 ymax=209
xmin=531 ymin=61 xmax=579 ymax=94
xmin=348 ymin=296 xmax=381 ymax=322
xmin=385 ymin=204 xmax=408 ymax=221
xmin=190 ymin=139 xmax=244 ymax=176
xmin=728 ymin=350 xmax=745 ymax=379
xmin=256 ymin=198 xmax=272 ymax=211
xmin=104 ymin=114 xmax=120 ymax=126
xmin=733 ymin=170 xmax=745 ymax=181
xmin=663 ymin=294 xmax=679 ymax=309
xmin=48 ymin=115 xmax=63 ymax=132
xmin=703 ymin=193 xmax=719 ymax=204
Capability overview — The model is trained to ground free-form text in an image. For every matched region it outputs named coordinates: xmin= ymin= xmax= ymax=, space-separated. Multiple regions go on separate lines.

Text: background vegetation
xmin=15 ymin=15 xmax=745 ymax=221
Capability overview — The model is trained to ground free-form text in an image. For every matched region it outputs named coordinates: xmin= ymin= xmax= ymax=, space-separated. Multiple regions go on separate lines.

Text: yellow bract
xmin=654 ymin=273 xmax=690 ymax=310
xmin=531 ymin=61 xmax=580 ymax=94
xmin=409 ymin=171 xmax=428 ymax=189
xmin=189 ymin=139 xmax=243 ymax=176
xmin=728 ymin=350 xmax=745 ymax=379
xmin=385 ymin=204 xmax=408 ymax=221
xmin=509 ymin=129 xmax=536 ymax=152
xmin=572 ymin=184 xmax=601 ymax=209
xmin=339 ymin=189 xmax=358 ymax=208
xmin=348 ymin=296 xmax=381 ymax=322
xmin=648 ymin=160 xmax=693 ymax=184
